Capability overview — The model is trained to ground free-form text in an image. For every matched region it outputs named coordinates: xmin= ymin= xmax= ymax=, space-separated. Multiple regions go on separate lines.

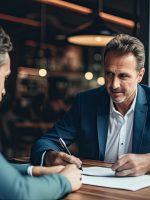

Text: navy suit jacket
xmin=31 ymin=84 xmax=150 ymax=165
xmin=0 ymin=153 xmax=71 ymax=199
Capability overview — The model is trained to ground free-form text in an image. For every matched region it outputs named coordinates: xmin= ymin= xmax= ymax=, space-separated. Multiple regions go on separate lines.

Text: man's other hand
xmin=112 ymin=153 xmax=150 ymax=176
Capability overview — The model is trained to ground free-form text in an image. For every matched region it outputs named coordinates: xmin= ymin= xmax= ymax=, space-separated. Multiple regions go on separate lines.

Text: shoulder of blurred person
xmin=0 ymin=27 xmax=81 ymax=199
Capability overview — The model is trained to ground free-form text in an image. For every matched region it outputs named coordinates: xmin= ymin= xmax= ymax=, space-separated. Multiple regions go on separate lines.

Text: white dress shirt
xmin=104 ymin=91 xmax=137 ymax=163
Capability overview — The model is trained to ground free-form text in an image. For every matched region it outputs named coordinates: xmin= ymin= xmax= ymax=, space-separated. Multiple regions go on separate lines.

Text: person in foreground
xmin=31 ymin=33 xmax=150 ymax=177
xmin=0 ymin=27 xmax=81 ymax=200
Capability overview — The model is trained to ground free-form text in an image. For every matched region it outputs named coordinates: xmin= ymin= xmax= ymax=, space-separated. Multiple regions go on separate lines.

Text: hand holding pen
xmin=43 ymin=139 xmax=82 ymax=169
xmin=59 ymin=137 xmax=83 ymax=170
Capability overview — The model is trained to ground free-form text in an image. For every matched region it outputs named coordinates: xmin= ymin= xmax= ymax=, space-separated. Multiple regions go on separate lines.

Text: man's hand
xmin=60 ymin=164 xmax=82 ymax=191
xmin=44 ymin=151 xmax=82 ymax=169
xmin=111 ymin=153 xmax=150 ymax=176
xmin=32 ymin=165 xmax=65 ymax=176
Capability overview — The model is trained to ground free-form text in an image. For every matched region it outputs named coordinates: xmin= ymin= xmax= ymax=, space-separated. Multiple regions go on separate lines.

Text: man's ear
xmin=138 ymin=67 xmax=145 ymax=82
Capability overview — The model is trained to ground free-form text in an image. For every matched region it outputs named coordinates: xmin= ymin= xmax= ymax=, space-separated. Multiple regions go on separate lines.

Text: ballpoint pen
xmin=59 ymin=137 xmax=83 ymax=170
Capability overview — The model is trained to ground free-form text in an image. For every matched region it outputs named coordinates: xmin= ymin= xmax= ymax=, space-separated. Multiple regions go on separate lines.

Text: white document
xmin=81 ymin=167 xmax=150 ymax=191
xmin=82 ymin=166 xmax=115 ymax=177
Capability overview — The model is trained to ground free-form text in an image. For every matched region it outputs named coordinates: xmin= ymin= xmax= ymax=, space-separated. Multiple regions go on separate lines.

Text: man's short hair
xmin=0 ymin=27 xmax=12 ymax=66
xmin=103 ymin=34 xmax=145 ymax=70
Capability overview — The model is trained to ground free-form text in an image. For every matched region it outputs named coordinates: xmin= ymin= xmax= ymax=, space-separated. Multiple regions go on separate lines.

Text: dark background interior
xmin=0 ymin=0 xmax=149 ymax=158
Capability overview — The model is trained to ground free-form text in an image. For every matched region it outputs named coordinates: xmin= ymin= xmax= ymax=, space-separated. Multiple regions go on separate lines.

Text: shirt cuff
xmin=40 ymin=151 xmax=47 ymax=166
xmin=27 ymin=166 xmax=34 ymax=176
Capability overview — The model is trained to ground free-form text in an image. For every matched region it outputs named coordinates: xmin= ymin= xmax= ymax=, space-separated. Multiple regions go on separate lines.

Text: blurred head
xmin=103 ymin=34 xmax=145 ymax=105
xmin=0 ymin=27 xmax=12 ymax=102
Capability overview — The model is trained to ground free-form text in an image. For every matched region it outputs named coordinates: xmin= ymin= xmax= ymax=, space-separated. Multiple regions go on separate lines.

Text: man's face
xmin=104 ymin=51 xmax=145 ymax=104
xmin=0 ymin=52 xmax=11 ymax=102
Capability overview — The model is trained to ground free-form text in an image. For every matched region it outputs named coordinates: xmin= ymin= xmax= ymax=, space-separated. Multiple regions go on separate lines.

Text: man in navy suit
xmin=31 ymin=34 xmax=150 ymax=177
xmin=0 ymin=27 xmax=82 ymax=200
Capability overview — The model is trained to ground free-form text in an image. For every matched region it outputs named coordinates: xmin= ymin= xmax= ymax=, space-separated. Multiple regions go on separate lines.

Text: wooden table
xmin=64 ymin=160 xmax=150 ymax=200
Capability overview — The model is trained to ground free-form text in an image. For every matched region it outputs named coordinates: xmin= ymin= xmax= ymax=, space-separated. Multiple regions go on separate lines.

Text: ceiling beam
xmin=100 ymin=12 xmax=135 ymax=28
xmin=36 ymin=0 xmax=92 ymax=15
xmin=0 ymin=13 xmax=40 ymax=27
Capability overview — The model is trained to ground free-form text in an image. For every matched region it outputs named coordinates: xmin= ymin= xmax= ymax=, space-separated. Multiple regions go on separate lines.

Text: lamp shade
xmin=67 ymin=16 xmax=115 ymax=46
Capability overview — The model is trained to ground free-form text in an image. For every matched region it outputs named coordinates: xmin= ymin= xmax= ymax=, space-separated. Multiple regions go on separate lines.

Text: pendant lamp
xmin=67 ymin=0 xmax=115 ymax=47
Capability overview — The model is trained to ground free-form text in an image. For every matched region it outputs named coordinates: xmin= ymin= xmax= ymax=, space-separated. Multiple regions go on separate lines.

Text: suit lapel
xmin=132 ymin=85 xmax=148 ymax=153
xmin=97 ymin=88 xmax=110 ymax=160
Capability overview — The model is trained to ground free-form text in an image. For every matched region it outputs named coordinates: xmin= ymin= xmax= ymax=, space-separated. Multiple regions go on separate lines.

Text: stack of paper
xmin=81 ymin=167 xmax=150 ymax=191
